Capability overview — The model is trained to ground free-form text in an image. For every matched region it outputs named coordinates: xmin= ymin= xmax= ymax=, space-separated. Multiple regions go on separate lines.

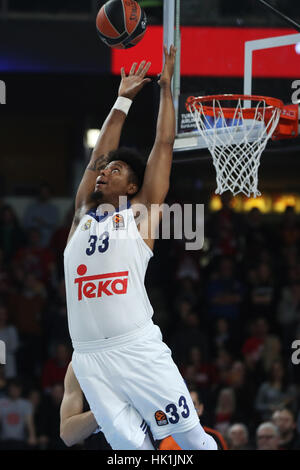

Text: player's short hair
xmin=106 ymin=147 xmax=146 ymax=191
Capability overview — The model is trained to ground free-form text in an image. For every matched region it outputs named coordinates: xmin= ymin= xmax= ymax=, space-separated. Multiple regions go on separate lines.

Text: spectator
xmin=41 ymin=343 xmax=71 ymax=392
xmin=27 ymin=388 xmax=48 ymax=450
xmin=13 ymin=227 xmax=56 ymax=284
xmin=211 ymin=317 xmax=240 ymax=355
xmin=227 ymin=361 xmax=256 ymax=426
xmin=8 ymin=272 xmax=47 ymax=379
xmin=255 ymin=359 xmax=298 ymax=421
xmin=272 ymin=408 xmax=300 ymax=450
xmin=277 ymin=281 xmax=300 ymax=353
xmin=256 ymin=422 xmax=280 ymax=450
xmin=43 ymin=278 xmax=69 ymax=356
xmin=278 ymin=206 xmax=300 ymax=248
xmin=206 ymin=256 xmax=244 ymax=327
xmin=0 ymin=304 xmax=19 ymax=378
xmin=181 ymin=345 xmax=218 ymax=392
xmin=168 ymin=309 xmax=209 ymax=368
xmin=227 ymin=423 xmax=252 ymax=450
xmin=0 ymin=378 xmax=37 ymax=450
xmin=0 ymin=248 xmax=12 ymax=303
xmin=214 ymin=387 xmax=237 ymax=435
xmin=23 ymin=183 xmax=59 ymax=247
xmin=0 ymin=366 xmax=7 ymax=398
xmin=243 ymin=208 xmax=272 ymax=264
xmin=39 ymin=383 xmax=68 ymax=449
xmin=0 ymin=205 xmax=26 ymax=263
xmin=49 ymin=207 xmax=73 ymax=276
xmin=248 ymin=262 xmax=277 ymax=324
xmin=207 ymin=191 xmax=242 ymax=258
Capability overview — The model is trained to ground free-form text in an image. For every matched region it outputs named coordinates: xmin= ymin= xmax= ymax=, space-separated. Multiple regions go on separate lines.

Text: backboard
xmin=163 ymin=0 xmax=300 ymax=153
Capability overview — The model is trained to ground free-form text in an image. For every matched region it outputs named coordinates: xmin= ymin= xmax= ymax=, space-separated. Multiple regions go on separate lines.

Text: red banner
xmin=112 ymin=26 xmax=300 ymax=77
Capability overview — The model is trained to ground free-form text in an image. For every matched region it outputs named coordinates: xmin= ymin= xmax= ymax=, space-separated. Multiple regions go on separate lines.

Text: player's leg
xmin=172 ymin=423 xmax=217 ymax=450
xmin=72 ymin=350 xmax=153 ymax=450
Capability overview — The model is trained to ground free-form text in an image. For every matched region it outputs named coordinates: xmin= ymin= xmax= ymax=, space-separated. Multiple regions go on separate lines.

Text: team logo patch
xmin=155 ymin=410 xmax=168 ymax=426
xmin=112 ymin=213 xmax=125 ymax=230
xmin=82 ymin=219 xmax=92 ymax=231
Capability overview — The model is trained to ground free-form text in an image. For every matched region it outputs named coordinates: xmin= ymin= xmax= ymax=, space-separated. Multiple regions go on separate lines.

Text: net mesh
xmin=188 ymin=97 xmax=282 ymax=197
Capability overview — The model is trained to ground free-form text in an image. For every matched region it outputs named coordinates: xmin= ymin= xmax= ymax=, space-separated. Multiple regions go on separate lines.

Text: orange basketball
xmin=96 ymin=0 xmax=147 ymax=49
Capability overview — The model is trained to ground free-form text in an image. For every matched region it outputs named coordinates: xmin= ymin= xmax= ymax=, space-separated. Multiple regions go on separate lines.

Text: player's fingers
xmin=136 ymin=60 xmax=146 ymax=75
xmin=141 ymin=61 xmax=151 ymax=76
xmin=129 ymin=62 xmax=137 ymax=75
xmin=121 ymin=67 xmax=126 ymax=78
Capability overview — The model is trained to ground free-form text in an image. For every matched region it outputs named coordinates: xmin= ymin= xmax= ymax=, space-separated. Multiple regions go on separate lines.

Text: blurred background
xmin=0 ymin=0 xmax=300 ymax=451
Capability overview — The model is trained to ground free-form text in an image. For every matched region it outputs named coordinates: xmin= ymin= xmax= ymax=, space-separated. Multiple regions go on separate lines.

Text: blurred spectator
xmin=227 ymin=423 xmax=252 ymax=450
xmin=0 ymin=205 xmax=26 ymax=263
xmin=241 ymin=317 xmax=277 ymax=383
xmin=181 ymin=345 xmax=218 ymax=392
xmin=214 ymin=387 xmax=237 ymax=435
xmin=207 ymin=192 xmax=243 ymax=258
xmin=0 ymin=366 xmax=7 ymax=398
xmin=277 ymin=281 xmax=300 ymax=352
xmin=243 ymin=208 xmax=273 ymax=263
xmin=13 ymin=227 xmax=56 ymax=284
xmin=272 ymin=408 xmax=300 ymax=450
xmin=43 ymin=278 xmax=69 ymax=355
xmin=278 ymin=206 xmax=300 ymax=248
xmin=0 ymin=304 xmax=19 ymax=378
xmin=0 ymin=248 xmax=12 ymax=303
xmin=256 ymin=422 xmax=280 ymax=450
xmin=255 ymin=359 xmax=298 ymax=421
xmin=41 ymin=343 xmax=71 ymax=392
xmin=8 ymin=272 xmax=47 ymax=379
xmin=227 ymin=361 xmax=256 ymax=426
xmin=173 ymin=278 xmax=199 ymax=313
xmin=23 ymin=183 xmax=59 ymax=247
xmin=211 ymin=317 xmax=240 ymax=355
xmin=206 ymin=256 xmax=244 ymax=325
xmin=27 ymin=388 xmax=48 ymax=450
xmin=49 ymin=207 xmax=73 ymax=276
xmin=0 ymin=378 xmax=37 ymax=450
xmin=214 ymin=347 xmax=233 ymax=389
xmin=248 ymin=262 xmax=277 ymax=324
xmin=38 ymin=383 xmax=68 ymax=449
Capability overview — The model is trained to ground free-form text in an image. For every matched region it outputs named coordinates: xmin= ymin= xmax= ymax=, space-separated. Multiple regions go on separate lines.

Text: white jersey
xmin=64 ymin=202 xmax=154 ymax=345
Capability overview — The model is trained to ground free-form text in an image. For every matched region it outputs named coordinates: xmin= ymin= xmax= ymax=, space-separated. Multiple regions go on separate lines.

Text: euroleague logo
xmin=154 ymin=410 xmax=169 ymax=426
xmin=74 ymin=264 xmax=128 ymax=300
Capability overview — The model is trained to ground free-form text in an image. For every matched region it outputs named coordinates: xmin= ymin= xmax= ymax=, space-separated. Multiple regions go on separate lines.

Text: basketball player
xmin=64 ymin=44 xmax=217 ymax=450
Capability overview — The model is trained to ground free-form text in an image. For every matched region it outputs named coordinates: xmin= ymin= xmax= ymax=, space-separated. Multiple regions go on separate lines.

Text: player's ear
xmin=127 ymin=183 xmax=138 ymax=196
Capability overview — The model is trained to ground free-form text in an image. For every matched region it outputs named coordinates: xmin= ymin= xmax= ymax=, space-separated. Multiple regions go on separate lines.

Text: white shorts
xmin=72 ymin=321 xmax=199 ymax=450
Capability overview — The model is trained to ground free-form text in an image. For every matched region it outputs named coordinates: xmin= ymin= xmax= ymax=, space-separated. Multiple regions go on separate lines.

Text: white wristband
xmin=113 ymin=96 xmax=133 ymax=115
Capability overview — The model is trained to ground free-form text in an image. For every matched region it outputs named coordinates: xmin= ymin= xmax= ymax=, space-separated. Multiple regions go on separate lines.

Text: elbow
xmin=60 ymin=428 xmax=75 ymax=447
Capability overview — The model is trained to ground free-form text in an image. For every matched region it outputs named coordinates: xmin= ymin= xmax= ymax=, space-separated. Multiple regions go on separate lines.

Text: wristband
xmin=113 ymin=96 xmax=133 ymax=115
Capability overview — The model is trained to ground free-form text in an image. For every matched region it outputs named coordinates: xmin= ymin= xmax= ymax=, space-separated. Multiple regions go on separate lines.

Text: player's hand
xmin=158 ymin=44 xmax=177 ymax=87
xmin=118 ymin=60 xmax=151 ymax=100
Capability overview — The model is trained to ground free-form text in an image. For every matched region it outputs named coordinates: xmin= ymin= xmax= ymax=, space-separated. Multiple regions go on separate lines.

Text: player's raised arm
xmin=136 ymin=45 xmax=176 ymax=206
xmin=74 ymin=60 xmax=151 ymax=213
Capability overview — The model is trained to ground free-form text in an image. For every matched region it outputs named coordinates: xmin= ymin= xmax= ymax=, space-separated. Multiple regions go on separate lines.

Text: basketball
xmin=96 ymin=0 xmax=147 ymax=49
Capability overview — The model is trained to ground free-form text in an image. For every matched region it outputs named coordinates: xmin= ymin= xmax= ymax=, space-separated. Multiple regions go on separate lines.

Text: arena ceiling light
xmin=86 ymin=129 xmax=100 ymax=149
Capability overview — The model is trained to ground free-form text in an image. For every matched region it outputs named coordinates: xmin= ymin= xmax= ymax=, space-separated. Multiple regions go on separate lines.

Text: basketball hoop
xmin=186 ymin=94 xmax=291 ymax=198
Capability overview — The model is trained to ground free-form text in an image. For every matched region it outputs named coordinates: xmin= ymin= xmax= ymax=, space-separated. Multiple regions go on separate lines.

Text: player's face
xmin=94 ymin=160 xmax=136 ymax=200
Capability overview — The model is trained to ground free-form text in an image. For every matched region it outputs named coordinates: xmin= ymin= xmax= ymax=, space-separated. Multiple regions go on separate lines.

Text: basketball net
xmin=187 ymin=97 xmax=282 ymax=198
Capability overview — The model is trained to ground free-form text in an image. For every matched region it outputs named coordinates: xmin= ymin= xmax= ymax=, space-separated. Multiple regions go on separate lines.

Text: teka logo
xmin=0 ymin=81 xmax=6 ymax=104
xmin=0 ymin=340 xmax=5 ymax=364
xmin=74 ymin=264 xmax=128 ymax=301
